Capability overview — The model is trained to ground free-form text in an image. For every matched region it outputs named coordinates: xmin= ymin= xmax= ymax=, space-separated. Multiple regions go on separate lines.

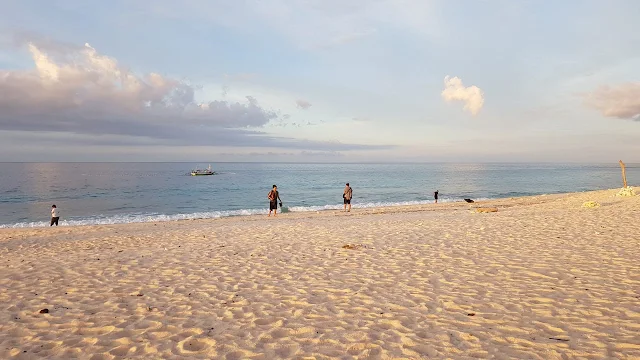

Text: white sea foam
xmin=0 ymin=198 xmax=484 ymax=228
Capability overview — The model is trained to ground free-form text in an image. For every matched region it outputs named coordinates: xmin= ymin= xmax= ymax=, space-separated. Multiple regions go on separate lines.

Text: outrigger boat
xmin=191 ymin=164 xmax=214 ymax=176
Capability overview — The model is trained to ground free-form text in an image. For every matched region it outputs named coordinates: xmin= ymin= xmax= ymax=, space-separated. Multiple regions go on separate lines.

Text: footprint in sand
xmin=109 ymin=345 xmax=132 ymax=357
xmin=253 ymin=317 xmax=283 ymax=326
xmin=269 ymin=328 xmax=289 ymax=339
xmin=177 ymin=337 xmax=217 ymax=354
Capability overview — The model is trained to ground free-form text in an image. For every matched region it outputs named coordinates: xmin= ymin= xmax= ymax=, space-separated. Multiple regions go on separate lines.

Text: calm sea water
xmin=0 ymin=163 xmax=637 ymax=228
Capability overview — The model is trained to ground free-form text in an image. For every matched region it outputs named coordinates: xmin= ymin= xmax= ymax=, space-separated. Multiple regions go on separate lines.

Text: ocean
xmin=0 ymin=162 xmax=637 ymax=228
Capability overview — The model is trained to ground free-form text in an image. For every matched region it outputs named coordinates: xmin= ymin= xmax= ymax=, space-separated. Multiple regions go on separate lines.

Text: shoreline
xmin=1 ymin=187 xmax=638 ymax=358
xmin=2 ymin=186 xmax=634 ymax=231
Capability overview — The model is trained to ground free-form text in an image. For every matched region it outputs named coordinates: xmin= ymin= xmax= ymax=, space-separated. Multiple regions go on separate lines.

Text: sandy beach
xmin=1 ymin=188 xmax=639 ymax=359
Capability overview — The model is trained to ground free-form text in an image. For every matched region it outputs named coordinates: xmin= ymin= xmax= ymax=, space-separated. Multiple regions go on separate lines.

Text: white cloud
xmin=441 ymin=76 xmax=485 ymax=116
xmin=584 ymin=82 xmax=640 ymax=120
xmin=0 ymin=42 xmax=276 ymax=128
xmin=296 ymin=99 xmax=312 ymax=110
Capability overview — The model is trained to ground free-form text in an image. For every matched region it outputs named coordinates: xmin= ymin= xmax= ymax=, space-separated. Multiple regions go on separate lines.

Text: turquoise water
xmin=0 ymin=162 xmax=637 ymax=228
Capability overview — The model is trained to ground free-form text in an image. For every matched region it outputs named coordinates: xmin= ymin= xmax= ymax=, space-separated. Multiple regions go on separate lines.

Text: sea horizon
xmin=1 ymin=161 xmax=638 ymax=165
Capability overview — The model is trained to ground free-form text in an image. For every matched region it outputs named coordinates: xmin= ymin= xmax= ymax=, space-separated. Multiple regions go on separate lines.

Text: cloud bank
xmin=584 ymin=82 xmax=640 ymax=121
xmin=441 ymin=76 xmax=485 ymax=116
xmin=0 ymin=41 xmax=390 ymax=151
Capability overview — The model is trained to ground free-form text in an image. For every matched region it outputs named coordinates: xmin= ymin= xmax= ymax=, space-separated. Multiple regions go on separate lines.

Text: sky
xmin=0 ymin=0 xmax=639 ymax=162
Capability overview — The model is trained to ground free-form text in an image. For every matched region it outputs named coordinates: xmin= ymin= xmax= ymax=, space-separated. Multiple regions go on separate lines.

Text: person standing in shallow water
xmin=434 ymin=190 xmax=439 ymax=204
xmin=50 ymin=204 xmax=60 ymax=226
xmin=267 ymin=185 xmax=282 ymax=217
xmin=343 ymin=183 xmax=353 ymax=212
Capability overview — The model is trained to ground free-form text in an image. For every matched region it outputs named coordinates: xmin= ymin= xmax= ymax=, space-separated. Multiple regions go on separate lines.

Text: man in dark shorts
xmin=434 ymin=190 xmax=439 ymax=204
xmin=267 ymin=185 xmax=282 ymax=217
xmin=343 ymin=183 xmax=353 ymax=212
xmin=51 ymin=204 xmax=60 ymax=226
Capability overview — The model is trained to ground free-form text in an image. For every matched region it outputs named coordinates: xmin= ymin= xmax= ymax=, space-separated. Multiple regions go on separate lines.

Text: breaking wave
xmin=0 ymin=197 xmax=483 ymax=228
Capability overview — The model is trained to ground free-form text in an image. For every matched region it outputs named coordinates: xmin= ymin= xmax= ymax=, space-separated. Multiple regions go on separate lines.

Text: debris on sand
xmin=615 ymin=187 xmax=636 ymax=197
xmin=342 ymin=244 xmax=367 ymax=250
xmin=475 ymin=207 xmax=498 ymax=213
xmin=582 ymin=201 xmax=600 ymax=208
xmin=39 ymin=308 xmax=49 ymax=314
